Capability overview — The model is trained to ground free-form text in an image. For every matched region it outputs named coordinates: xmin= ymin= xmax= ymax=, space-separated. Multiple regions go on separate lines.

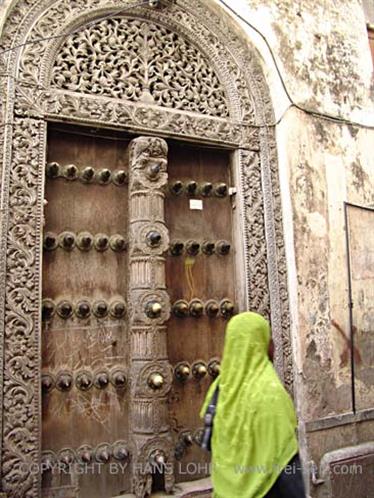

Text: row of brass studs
xmin=175 ymin=429 xmax=206 ymax=459
xmin=46 ymin=162 xmax=128 ymax=185
xmin=172 ymin=299 xmax=235 ymax=318
xmin=43 ymin=232 xmax=127 ymax=252
xmin=169 ymin=181 xmax=228 ymax=197
xmin=42 ymin=369 xmax=127 ymax=392
xmin=169 ymin=240 xmax=230 ymax=256
xmin=44 ymin=233 xmax=229 ymax=256
xmin=42 ymin=298 xmax=126 ymax=321
xmin=174 ymin=359 xmax=220 ymax=382
xmin=42 ymin=441 xmax=129 ymax=469
xmin=144 ymin=360 xmax=219 ymax=392
xmin=43 ymin=361 xmax=218 ymax=393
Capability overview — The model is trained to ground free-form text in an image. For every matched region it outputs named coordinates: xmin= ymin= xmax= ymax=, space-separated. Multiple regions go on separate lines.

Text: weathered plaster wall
xmin=214 ymin=1 xmax=374 ymax=493
xmin=213 ymin=0 xmax=374 ymax=419
xmin=216 ymin=0 xmax=374 ymax=119
xmin=281 ymin=111 xmax=374 ymax=419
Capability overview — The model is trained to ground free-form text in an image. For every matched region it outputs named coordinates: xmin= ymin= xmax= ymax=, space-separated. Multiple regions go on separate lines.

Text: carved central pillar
xmin=128 ymin=137 xmax=174 ymax=498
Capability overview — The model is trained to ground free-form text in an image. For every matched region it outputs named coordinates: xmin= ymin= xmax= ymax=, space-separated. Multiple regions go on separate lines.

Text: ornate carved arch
xmin=0 ymin=1 xmax=292 ymax=496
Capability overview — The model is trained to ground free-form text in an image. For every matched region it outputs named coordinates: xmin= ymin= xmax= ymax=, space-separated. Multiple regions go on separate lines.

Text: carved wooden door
xmin=42 ymin=129 xmax=238 ymax=498
xmin=42 ymin=127 xmax=131 ymax=498
xmin=166 ymin=142 xmax=236 ymax=483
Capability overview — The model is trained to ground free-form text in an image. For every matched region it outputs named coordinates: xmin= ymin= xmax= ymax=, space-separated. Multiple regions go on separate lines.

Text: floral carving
xmin=2 ymin=118 xmax=44 ymax=497
xmin=241 ymin=150 xmax=270 ymax=317
xmin=28 ymin=89 xmax=242 ymax=145
xmin=268 ymin=137 xmax=294 ymax=391
xmin=51 ymin=17 xmax=229 ymax=118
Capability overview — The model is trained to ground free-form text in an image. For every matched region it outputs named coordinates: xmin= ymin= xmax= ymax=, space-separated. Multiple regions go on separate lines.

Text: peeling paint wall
xmin=283 ymin=113 xmax=374 ymax=419
xmin=221 ymin=0 xmax=374 ymax=116
xmin=213 ymin=0 xmax=374 ymax=416
xmin=214 ymin=1 xmax=374 ymax=496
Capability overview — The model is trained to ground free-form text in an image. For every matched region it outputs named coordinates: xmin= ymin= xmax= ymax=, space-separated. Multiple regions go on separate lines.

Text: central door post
xmin=127 ymin=137 xmax=174 ymax=497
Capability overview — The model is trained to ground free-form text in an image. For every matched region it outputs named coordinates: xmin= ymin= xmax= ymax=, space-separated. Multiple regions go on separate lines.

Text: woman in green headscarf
xmin=200 ymin=312 xmax=305 ymax=498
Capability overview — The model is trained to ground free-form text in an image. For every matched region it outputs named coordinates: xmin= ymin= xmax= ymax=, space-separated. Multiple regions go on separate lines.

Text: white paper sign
xmin=189 ymin=199 xmax=203 ymax=210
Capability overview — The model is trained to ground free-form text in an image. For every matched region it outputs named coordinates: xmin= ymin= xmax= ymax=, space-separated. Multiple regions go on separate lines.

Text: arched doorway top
xmin=50 ymin=16 xmax=230 ymax=118
xmin=0 ymin=0 xmax=278 ymax=140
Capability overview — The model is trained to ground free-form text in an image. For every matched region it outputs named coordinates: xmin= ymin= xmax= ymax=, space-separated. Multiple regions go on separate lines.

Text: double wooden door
xmin=41 ymin=127 xmax=238 ymax=497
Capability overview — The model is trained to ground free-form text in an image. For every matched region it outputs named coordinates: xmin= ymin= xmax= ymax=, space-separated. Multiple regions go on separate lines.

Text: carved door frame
xmin=0 ymin=1 xmax=293 ymax=495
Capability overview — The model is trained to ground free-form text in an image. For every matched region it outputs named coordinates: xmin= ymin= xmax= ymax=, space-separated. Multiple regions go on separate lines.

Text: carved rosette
xmin=130 ymin=290 xmax=171 ymax=325
xmin=130 ymin=222 xmax=170 ymax=256
xmin=133 ymin=361 xmax=173 ymax=397
xmin=128 ymin=136 xmax=174 ymax=497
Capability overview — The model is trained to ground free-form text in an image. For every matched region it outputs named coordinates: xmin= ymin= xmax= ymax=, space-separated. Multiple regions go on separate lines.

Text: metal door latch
xmin=310 ymin=460 xmax=325 ymax=486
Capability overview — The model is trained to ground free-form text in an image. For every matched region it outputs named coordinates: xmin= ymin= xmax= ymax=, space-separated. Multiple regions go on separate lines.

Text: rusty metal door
xmin=42 ymin=129 xmax=238 ymax=497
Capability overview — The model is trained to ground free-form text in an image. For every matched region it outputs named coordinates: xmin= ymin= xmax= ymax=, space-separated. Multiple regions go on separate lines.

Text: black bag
xmin=200 ymin=386 xmax=219 ymax=452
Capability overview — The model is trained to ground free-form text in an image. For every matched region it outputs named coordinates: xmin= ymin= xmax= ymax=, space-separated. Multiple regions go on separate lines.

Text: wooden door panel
xmin=43 ymin=184 xmax=129 ymax=232
xmin=42 ymin=131 xmax=238 ymax=494
xmin=43 ymin=251 xmax=127 ymax=298
xmin=165 ymin=144 xmax=236 ymax=482
xmin=42 ymin=128 xmax=131 ymax=498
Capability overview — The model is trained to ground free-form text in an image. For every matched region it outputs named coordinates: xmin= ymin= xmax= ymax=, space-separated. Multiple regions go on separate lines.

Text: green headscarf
xmin=200 ymin=312 xmax=298 ymax=498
